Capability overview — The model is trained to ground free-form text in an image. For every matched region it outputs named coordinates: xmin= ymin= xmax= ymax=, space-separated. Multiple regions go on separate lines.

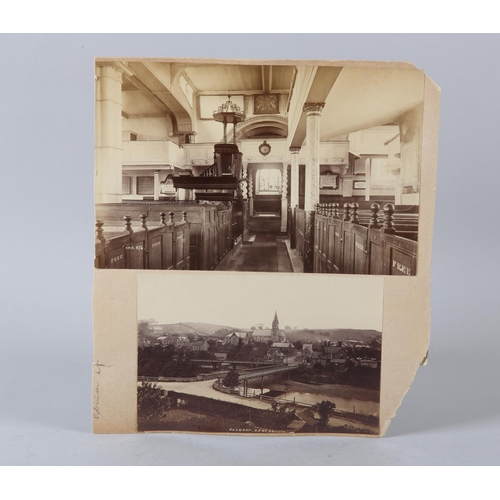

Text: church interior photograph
xmin=94 ymin=59 xmax=424 ymax=275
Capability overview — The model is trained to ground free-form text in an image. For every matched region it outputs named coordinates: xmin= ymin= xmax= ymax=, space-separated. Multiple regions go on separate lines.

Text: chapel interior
xmin=95 ymin=60 xmax=424 ymax=275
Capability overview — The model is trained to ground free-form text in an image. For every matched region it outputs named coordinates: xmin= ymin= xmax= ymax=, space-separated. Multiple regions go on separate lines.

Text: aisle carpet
xmin=216 ymin=234 xmax=293 ymax=273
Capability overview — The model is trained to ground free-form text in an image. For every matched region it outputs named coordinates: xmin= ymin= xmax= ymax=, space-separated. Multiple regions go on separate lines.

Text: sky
xmin=138 ymin=272 xmax=383 ymax=331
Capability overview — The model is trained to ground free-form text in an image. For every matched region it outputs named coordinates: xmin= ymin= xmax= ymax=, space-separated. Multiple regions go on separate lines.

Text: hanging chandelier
xmin=213 ymin=92 xmax=246 ymax=144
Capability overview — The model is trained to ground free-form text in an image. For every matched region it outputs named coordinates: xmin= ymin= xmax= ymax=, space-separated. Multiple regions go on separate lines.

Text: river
xmin=277 ymin=391 xmax=378 ymax=416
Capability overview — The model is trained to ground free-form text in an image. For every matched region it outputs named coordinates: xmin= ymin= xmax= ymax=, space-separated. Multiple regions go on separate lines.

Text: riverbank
xmin=138 ymin=391 xmax=378 ymax=435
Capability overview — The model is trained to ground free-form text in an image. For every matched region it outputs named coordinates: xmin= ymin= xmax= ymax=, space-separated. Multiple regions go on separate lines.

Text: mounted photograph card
xmin=93 ymin=58 xmax=440 ymax=436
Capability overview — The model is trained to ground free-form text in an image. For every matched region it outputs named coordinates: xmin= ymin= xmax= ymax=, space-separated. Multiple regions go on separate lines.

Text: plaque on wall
xmin=353 ymin=180 xmax=366 ymax=190
xmin=354 ymin=158 xmax=367 ymax=175
xmin=320 ymin=172 xmax=339 ymax=189
xmin=254 ymin=94 xmax=280 ymax=114
xmin=136 ymin=176 xmax=154 ymax=195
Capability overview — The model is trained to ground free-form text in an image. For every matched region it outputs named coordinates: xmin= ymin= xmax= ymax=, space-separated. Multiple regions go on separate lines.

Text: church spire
xmin=272 ymin=311 xmax=279 ymax=341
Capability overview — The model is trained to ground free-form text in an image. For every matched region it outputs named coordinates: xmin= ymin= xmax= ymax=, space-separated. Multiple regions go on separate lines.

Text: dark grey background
xmin=1 ymin=34 xmax=498 ymax=465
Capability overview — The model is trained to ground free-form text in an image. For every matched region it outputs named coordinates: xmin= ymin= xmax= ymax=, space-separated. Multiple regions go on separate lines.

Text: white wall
xmin=121 ymin=115 xmax=173 ymax=141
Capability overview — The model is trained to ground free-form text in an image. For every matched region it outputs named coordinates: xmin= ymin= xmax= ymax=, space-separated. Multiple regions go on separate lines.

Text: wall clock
xmin=259 ymin=140 xmax=271 ymax=156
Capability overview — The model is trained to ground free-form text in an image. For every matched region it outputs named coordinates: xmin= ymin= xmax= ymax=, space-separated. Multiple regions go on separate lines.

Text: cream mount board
xmin=93 ymin=58 xmax=440 ymax=436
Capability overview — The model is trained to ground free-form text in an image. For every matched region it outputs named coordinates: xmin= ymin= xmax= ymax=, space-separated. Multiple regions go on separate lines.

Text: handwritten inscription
xmin=355 ymin=242 xmax=364 ymax=251
xmin=152 ymin=241 xmax=161 ymax=248
xmin=335 ymin=232 xmax=339 ymax=238
xmin=93 ymin=360 xmax=109 ymax=420
xmin=110 ymin=254 xmax=123 ymax=264
xmin=93 ymin=380 xmax=100 ymax=420
xmin=392 ymin=260 xmax=412 ymax=276
xmin=125 ymin=245 xmax=143 ymax=251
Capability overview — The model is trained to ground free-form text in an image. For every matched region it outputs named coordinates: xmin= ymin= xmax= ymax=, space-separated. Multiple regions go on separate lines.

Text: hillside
xmin=159 ymin=322 xmax=241 ymax=337
xmin=283 ymin=328 xmax=381 ymax=344
xmin=140 ymin=321 xmax=381 ymax=345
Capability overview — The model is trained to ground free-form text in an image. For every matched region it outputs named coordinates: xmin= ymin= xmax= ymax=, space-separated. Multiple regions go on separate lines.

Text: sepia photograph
xmin=136 ymin=273 xmax=384 ymax=435
xmin=95 ymin=58 xmax=424 ymax=275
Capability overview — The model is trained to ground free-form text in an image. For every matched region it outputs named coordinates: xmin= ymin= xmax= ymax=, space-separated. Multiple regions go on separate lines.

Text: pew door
xmin=367 ymin=230 xmax=384 ymax=275
xmin=342 ymin=223 xmax=354 ymax=274
xmin=159 ymin=225 xmax=175 ymax=270
xmin=175 ymin=223 xmax=189 ymax=270
xmin=383 ymin=234 xmax=418 ymax=276
xmin=105 ymin=233 xmax=130 ymax=269
xmin=147 ymin=226 xmax=164 ymax=270
xmin=313 ymin=215 xmax=328 ymax=273
xmin=125 ymin=232 xmax=147 ymax=269
xmin=331 ymin=219 xmax=343 ymax=274
xmin=352 ymin=226 xmax=369 ymax=275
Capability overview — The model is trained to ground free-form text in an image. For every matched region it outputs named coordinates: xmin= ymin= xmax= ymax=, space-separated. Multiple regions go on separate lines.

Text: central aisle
xmin=216 ymin=234 xmax=294 ymax=272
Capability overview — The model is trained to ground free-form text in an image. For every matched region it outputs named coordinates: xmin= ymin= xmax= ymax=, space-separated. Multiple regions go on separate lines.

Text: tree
xmin=317 ymin=400 xmax=336 ymax=429
xmin=137 ymin=382 xmax=169 ymax=421
xmin=221 ymin=370 xmax=240 ymax=388
xmin=196 ymin=350 xmax=215 ymax=360
xmin=138 ymin=320 xmax=151 ymax=335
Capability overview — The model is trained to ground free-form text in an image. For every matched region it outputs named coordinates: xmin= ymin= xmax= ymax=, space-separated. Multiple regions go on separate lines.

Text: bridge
xmin=190 ymin=359 xmax=277 ymax=370
xmin=225 ymin=363 xmax=301 ymax=398
xmin=237 ymin=364 xmax=300 ymax=381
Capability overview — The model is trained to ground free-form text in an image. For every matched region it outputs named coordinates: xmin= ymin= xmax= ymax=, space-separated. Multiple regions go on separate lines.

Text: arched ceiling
xmin=233 ymin=116 xmax=288 ymax=141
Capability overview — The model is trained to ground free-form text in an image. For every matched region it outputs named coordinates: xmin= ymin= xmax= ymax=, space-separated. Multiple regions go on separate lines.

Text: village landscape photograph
xmin=137 ymin=273 xmax=384 ymax=435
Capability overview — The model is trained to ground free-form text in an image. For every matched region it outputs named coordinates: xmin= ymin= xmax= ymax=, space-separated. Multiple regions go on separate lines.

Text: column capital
xmin=96 ymin=62 xmax=134 ymax=79
xmin=303 ymin=102 xmax=325 ymax=115
xmin=289 ymin=147 xmax=301 ymax=154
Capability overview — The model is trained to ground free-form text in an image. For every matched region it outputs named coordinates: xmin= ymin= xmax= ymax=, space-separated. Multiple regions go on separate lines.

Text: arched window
xmin=256 ymin=169 xmax=281 ymax=194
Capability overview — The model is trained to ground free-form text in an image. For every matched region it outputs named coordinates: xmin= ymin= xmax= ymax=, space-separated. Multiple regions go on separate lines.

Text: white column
xmin=281 ymin=162 xmax=288 ymax=233
xmin=303 ymin=103 xmax=325 ymax=211
xmin=154 ymin=170 xmax=160 ymax=201
xmin=289 ymin=147 xmax=301 ymax=209
xmin=95 ymin=64 xmax=123 ymax=203
xmin=365 ymin=158 xmax=371 ymax=202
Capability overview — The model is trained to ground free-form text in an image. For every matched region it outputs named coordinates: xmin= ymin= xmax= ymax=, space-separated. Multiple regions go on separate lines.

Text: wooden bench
xmin=295 ymin=203 xmax=419 ymax=275
xmin=95 ymin=202 xmax=234 ymax=270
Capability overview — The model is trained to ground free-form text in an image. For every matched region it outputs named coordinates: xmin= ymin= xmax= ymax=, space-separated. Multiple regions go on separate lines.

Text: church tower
xmin=272 ymin=311 xmax=280 ymax=342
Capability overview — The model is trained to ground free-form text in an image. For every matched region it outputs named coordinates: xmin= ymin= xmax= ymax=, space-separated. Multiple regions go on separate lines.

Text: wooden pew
xmin=95 ymin=202 xmax=233 ymax=270
xmin=311 ymin=203 xmax=419 ymax=275
xmin=295 ymin=208 xmax=315 ymax=272
xmin=95 ymin=212 xmax=190 ymax=270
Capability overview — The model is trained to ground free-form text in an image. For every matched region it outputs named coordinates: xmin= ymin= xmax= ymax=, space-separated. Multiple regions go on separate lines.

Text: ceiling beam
xmin=262 ymin=65 xmax=272 ymax=93
xmin=130 ymin=62 xmax=193 ymax=133
xmin=123 ymin=74 xmax=171 ymax=115
xmin=288 ymin=66 xmax=343 ymax=149
xmin=197 ymin=89 xmax=290 ymax=96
